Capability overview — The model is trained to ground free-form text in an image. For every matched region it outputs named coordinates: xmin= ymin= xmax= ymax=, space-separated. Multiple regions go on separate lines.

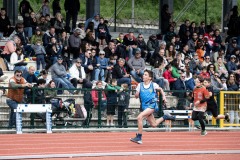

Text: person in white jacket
xmin=69 ymin=58 xmax=86 ymax=88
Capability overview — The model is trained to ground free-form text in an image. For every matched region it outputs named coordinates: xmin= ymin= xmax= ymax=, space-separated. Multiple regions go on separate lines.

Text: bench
xmin=14 ymin=104 xmax=52 ymax=134
xmin=163 ymin=110 xmax=194 ymax=132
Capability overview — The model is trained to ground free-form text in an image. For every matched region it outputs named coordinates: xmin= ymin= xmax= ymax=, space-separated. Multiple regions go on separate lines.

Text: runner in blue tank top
xmin=130 ymin=70 xmax=175 ymax=144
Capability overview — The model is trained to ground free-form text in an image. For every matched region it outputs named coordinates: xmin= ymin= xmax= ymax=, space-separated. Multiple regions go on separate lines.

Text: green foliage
xmin=0 ymin=0 xmax=238 ymax=26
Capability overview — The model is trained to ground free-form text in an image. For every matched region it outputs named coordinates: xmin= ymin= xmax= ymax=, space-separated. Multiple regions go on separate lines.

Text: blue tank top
xmin=139 ymin=82 xmax=158 ymax=112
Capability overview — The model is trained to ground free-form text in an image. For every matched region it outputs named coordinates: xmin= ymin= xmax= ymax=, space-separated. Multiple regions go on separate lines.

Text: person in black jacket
xmin=64 ymin=0 xmax=80 ymax=33
xmin=52 ymin=0 xmax=61 ymax=16
xmin=19 ymin=0 xmax=33 ymax=18
xmin=202 ymin=78 xmax=229 ymax=121
xmin=82 ymin=80 xmax=94 ymax=127
xmin=118 ymin=83 xmax=130 ymax=127
xmin=0 ymin=8 xmax=12 ymax=37
xmin=112 ymin=58 xmax=131 ymax=90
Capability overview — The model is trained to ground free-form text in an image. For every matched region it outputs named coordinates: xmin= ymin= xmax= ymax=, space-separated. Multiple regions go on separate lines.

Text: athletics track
xmin=0 ymin=131 xmax=239 ymax=160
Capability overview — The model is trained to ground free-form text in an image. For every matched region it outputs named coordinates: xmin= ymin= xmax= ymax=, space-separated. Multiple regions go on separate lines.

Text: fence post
xmin=30 ymin=87 xmax=36 ymax=128
xmin=158 ymin=90 xmax=163 ymax=122
xmin=97 ymin=89 xmax=102 ymax=128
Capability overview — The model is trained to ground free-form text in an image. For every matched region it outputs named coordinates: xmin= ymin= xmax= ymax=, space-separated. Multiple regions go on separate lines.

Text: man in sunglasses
xmin=6 ymin=70 xmax=32 ymax=128
xmin=211 ymin=73 xmax=225 ymax=91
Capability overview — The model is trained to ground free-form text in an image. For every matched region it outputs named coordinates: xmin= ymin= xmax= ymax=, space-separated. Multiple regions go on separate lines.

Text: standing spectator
xmin=23 ymin=12 xmax=32 ymax=39
xmin=69 ymin=58 xmax=86 ymax=88
xmin=64 ymin=0 xmax=80 ymax=33
xmin=178 ymin=20 xmax=190 ymax=40
xmin=31 ymin=39 xmax=46 ymax=71
xmin=161 ymin=4 xmax=172 ymax=35
xmin=41 ymin=0 xmax=50 ymax=17
xmin=52 ymin=0 xmax=61 ymax=16
xmin=146 ymin=34 xmax=159 ymax=62
xmin=0 ymin=8 xmax=12 ymax=37
xmin=127 ymin=51 xmax=145 ymax=83
xmin=19 ymin=0 xmax=33 ymax=18
xmin=7 ymin=70 xmax=32 ymax=128
xmin=68 ymin=28 xmax=81 ymax=59
xmin=53 ymin=12 xmax=65 ymax=36
xmin=118 ymin=83 xmax=130 ymax=128
xmin=91 ymin=81 xmax=107 ymax=112
xmin=97 ymin=17 xmax=108 ymax=46
xmin=51 ymin=55 xmax=75 ymax=94
xmin=106 ymin=79 xmax=121 ymax=126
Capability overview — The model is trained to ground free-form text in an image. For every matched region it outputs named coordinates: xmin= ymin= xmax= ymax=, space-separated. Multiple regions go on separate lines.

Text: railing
xmin=0 ymin=86 xmax=235 ymax=130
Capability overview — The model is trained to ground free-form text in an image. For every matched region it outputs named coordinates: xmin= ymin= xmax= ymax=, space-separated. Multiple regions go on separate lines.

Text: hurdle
xmin=15 ymin=104 xmax=52 ymax=134
xmin=163 ymin=110 xmax=194 ymax=132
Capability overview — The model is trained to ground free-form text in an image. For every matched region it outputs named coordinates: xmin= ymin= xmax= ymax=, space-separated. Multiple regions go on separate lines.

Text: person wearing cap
xmin=68 ymin=28 xmax=81 ymax=59
xmin=226 ymin=39 xmax=239 ymax=60
xmin=51 ymin=55 xmax=75 ymax=94
xmin=127 ymin=50 xmax=145 ymax=82
xmin=69 ymin=58 xmax=86 ymax=88
xmin=0 ymin=8 xmax=12 ymax=37
xmin=227 ymin=55 xmax=240 ymax=75
xmin=94 ymin=50 xmax=109 ymax=81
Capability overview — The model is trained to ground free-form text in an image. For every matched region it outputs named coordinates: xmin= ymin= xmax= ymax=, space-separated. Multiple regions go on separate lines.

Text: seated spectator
xmin=163 ymin=64 xmax=177 ymax=89
xmin=10 ymin=47 xmax=27 ymax=73
xmin=127 ymin=51 xmax=145 ymax=83
xmin=189 ymin=53 xmax=202 ymax=75
xmin=103 ymin=40 xmax=116 ymax=58
xmin=227 ymin=74 xmax=239 ymax=91
xmin=201 ymin=55 xmax=212 ymax=68
xmin=97 ymin=17 xmax=108 ymax=46
xmin=69 ymin=58 xmax=86 ymax=88
xmin=195 ymin=40 xmax=205 ymax=63
xmin=38 ymin=15 xmax=50 ymax=32
xmin=207 ymin=64 xmax=216 ymax=78
xmin=80 ymin=50 xmax=94 ymax=81
xmin=136 ymin=34 xmax=148 ymax=59
xmin=31 ymin=28 xmax=43 ymax=45
xmin=199 ymin=66 xmax=210 ymax=79
xmin=51 ymin=55 xmax=75 ymax=94
xmin=165 ymin=44 xmax=176 ymax=63
xmin=52 ymin=12 xmax=64 ymax=36
xmin=94 ymin=50 xmax=109 ymax=81
xmin=105 ymin=55 xmax=116 ymax=83
xmin=42 ymin=26 xmax=58 ymax=47
xmin=185 ymin=65 xmax=195 ymax=90
xmin=213 ymin=48 xmax=226 ymax=63
xmin=227 ymin=55 xmax=240 ymax=76
xmin=59 ymin=31 xmax=69 ymax=57
xmin=214 ymin=57 xmax=228 ymax=79
xmin=171 ymin=59 xmax=181 ymax=78
xmin=152 ymin=61 xmax=170 ymax=91
xmin=2 ymin=35 xmax=21 ymax=62
xmin=221 ymin=77 xmax=228 ymax=91
xmin=112 ymin=58 xmax=131 ymax=89
xmin=123 ymin=32 xmax=139 ymax=59
xmin=211 ymin=73 xmax=225 ymax=91
xmin=38 ymin=69 xmax=50 ymax=84
xmin=77 ymin=23 xmax=86 ymax=40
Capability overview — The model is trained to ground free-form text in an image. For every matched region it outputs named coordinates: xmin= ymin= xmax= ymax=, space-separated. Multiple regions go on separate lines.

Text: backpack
xmin=74 ymin=104 xmax=87 ymax=119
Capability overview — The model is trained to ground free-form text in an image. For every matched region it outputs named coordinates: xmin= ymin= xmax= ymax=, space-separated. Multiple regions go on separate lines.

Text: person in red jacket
xmin=163 ymin=64 xmax=177 ymax=89
xmin=199 ymin=66 xmax=210 ymax=79
xmin=91 ymin=81 xmax=107 ymax=112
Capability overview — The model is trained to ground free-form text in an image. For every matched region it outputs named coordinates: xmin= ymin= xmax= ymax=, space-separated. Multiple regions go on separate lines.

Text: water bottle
xmin=16 ymin=113 xmax=22 ymax=134
xmin=46 ymin=112 xmax=52 ymax=133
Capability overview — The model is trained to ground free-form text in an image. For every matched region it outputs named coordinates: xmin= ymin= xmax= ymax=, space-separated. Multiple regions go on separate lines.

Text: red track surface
xmin=0 ymin=131 xmax=240 ymax=159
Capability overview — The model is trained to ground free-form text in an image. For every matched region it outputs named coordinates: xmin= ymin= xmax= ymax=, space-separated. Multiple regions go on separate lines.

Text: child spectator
xmin=106 ymin=79 xmax=121 ymax=126
xmin=118 ymin=83 xmax=130 ymax=128
xmin=199 ymin=66 xmax=210 ymax=79
xmin=105 ymin=55 xmax=116 ymax=83
xmin=163 ymin=64 xmax=177 ymax=89
xmin=31 ymin=39 xmax=46 ymax=71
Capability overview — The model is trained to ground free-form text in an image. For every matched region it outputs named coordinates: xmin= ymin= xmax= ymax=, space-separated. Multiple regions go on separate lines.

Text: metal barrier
xmin=220 ymin=91 xmax=240 ymax=128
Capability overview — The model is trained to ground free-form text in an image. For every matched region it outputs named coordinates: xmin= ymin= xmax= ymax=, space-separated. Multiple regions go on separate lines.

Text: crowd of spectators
xmin=0 ymin=1 xmax=239 ymax=95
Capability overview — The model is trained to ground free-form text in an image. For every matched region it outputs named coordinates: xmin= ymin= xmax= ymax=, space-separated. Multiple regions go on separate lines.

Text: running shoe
xmin=196 ymin=125 xmax=201 ymax=129
xmin=201 ymin=130 xmax=207 ymax=136
xmin=225 ymin=113 xmax=230 ymax=122
xmin=163 ymin=114 xmax=175 ymax=121
xmin=130 ymin=134 xmax=142 ymax=144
